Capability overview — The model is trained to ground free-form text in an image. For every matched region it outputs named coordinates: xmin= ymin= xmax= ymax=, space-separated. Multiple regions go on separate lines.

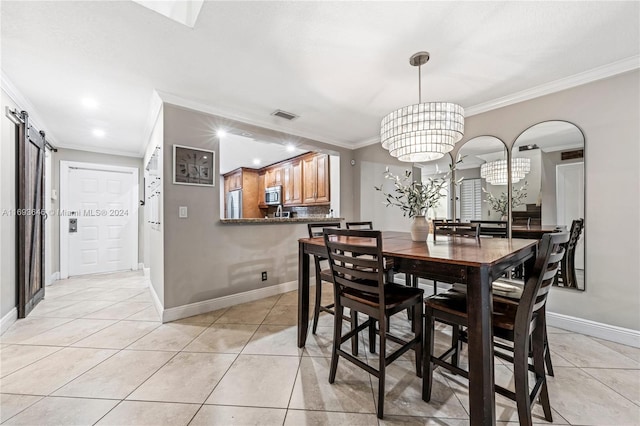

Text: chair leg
xmin=413 ymin=300 xmax=423 ymax=378
xmin=432 ymin=280 xmax=438 ymax=295
xmin=451 ymin=325 xmax=461 ymax=368
xmin=513 ymin=333 xmax=534 ymax=426
xmin=368 ymin=317 xmax=376 ymax=354
xmin=377 ymin=315 xmax=387 ymax=419
xmin=422 ymin=310 xmax=435 ymax=402
xmin=540 ymin=311 xmax=554 ymax=377
xmin=533 ymin=324 xmax=553 ymax=422
xmin=329 ymin=301 xmax=344 ymax=384
xmin=312 ymin=270 xmax=322 ymax=335
xmin=351 ymin=310 xmax=359 ymax=356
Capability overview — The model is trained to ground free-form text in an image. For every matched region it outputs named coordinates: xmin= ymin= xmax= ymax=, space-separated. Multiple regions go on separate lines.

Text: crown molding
xmin=155 ymin=90 xmax=355 ymax=150
xmin=351 ymin=135 xmax=381 ymax=150
xmin=465 ymin=55 xmax=640 ymax=116
xmin=1 ymin=71 xmax=61 ymax=146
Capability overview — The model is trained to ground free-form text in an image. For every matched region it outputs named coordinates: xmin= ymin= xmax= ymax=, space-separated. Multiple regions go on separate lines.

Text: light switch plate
xmin=179 ymin=206 xmax=188 ymax=218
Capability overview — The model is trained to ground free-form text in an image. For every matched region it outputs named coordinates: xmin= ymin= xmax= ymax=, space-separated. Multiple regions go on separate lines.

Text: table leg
xmin=298 ymin=242 xmax=310 ymax=348
xmin=466 ymin=265 xmax=496 ymax=425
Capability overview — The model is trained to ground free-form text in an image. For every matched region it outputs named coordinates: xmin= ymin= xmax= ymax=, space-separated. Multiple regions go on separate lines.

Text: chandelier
xmin=480 ymin=158 xmax=531 ymax=185
xmin=381 ymin=52 xmax=464 ymax=162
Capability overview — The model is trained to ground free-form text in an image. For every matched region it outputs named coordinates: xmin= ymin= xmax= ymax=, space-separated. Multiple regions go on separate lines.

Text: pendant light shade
xmin=381 ymin=52 xmax=464 ymax=162
xmin=480 ymin=157 xmax=531 ymax=185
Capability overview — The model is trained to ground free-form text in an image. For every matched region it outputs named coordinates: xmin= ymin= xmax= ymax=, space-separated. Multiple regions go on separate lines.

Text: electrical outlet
xmin=261 ymin=271 xmax=267 ymax=281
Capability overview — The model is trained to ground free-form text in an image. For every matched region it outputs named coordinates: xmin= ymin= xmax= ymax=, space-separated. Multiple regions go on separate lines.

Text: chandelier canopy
xmin=380 ymin=52 xmax=464 ymax=163
xmin=480 ymin=157 xmax=531 ymax=185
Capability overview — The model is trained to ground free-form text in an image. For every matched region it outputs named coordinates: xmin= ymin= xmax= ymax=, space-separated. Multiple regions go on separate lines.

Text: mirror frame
xmin=509 ymin=120 xmax=586 ymax=290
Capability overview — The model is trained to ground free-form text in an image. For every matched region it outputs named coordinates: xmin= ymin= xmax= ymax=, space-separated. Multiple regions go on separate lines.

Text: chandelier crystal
xmin=480 ymin=157 xmax=531 ymax=185
xmin=380 ymin=52 xmax=464 ymax=162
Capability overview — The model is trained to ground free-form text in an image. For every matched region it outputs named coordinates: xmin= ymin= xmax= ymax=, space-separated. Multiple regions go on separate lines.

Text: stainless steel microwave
xmin=265 ymin=186 xmax=282 ymax=205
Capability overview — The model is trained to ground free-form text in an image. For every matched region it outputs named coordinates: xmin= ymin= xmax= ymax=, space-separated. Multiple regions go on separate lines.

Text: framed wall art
xmin=173 ymin=144 xmax=215 ymax=186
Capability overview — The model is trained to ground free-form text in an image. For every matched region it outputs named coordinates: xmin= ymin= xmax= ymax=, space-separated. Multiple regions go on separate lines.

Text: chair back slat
xmin=308 ymin=222 xmax=341 ymax=238
xmin=324 ymin=228 xmax=386 ymax=307
xmin=433 ymin=221 xmax=480 ymax=241
xmin=470 ymin=220 xmax=508 ymax=238
xmin=516 ymin=232 xmax=569 ymax=333
xmin=346 ymin=221 xmax=374 ymax=230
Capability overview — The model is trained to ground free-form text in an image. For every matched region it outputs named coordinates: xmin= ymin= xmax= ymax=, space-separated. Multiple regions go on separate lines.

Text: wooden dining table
xmin=297 ymin=231 xmax=538 ymax=426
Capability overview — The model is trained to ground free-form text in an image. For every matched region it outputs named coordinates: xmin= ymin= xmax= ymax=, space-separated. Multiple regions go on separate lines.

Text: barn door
xmin=16 ymin=111 xmax=46 ymax=318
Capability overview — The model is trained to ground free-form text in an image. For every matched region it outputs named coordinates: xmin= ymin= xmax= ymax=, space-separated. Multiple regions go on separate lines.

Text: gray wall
xmin=51 ymin=148 xmax=144 ymax=275
xmin=353 ymin=71 xmax=639 ymax=330
xmin=161 ymin=103 xmax=356 ymax=309
xmin=1 ymin=90 xmax=18 ymax=318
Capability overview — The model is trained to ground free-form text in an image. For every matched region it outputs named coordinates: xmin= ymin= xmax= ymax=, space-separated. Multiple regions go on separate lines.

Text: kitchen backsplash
xmin=266 ymin=205 xmax=331 ymax=218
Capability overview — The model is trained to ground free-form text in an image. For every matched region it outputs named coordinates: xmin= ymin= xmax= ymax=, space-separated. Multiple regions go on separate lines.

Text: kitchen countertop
xmin=220 ymin=217 xmax=343 ymax=224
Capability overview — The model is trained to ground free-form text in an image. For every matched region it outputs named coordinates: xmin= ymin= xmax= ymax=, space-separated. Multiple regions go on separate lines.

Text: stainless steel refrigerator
xmin=226 ymin=189 xmax=242 ymax=219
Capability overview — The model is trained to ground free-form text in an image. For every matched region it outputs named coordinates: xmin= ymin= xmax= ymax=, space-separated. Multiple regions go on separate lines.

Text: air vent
xmin=561 ymin=149 xmax=584 ymax=160
xmin=519 ymin=144 xmax=539 ymax=152
xmin=271 ymin=110 xmax=299 ymax=121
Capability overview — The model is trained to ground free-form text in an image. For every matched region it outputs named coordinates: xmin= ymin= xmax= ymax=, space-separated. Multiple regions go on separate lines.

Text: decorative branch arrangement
xmin=482 ymin=181 xmax=529 ymax=217
xmin=375 ymin=163 xmax=459 ymax=218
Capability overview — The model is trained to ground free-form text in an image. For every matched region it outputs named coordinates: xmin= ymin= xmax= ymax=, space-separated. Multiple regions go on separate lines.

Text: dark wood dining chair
xmin=554 ymin=218 xmax=584 ymax=289
xmin=422 ymin=231 xmax=569 ymax=426
xmin=345 ymin=221 xmax=373 ymax=230
xmin=307 ymin=222 xmax=344 ymax=336
xmin=323 ymin=228 xmax=424 ymax=419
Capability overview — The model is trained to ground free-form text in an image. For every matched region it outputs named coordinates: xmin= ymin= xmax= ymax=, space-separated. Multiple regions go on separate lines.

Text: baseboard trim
xmin=547 ymin=311 xmax=640 ymax=348
xmin=137 ymin=263 xmax=144 ymax=270
xmin=1 ymin=308 xmax=18 ymax=335
xmin=161 ymin=280 xmax=299 ymax=323
xmin=148 ymin=281 xmax=164 ymax=321
xmin=46 ymin=272 xmax=60 ymax=286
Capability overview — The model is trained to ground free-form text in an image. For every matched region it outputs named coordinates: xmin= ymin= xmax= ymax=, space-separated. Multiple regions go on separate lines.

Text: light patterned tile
xmin=53 ymin=349 xmax=175 ymax=399
xmin=0 ymin=347 xmax=117 ymax=395
xmin=3 ymin=396 xmax=118 ymax=426
xmin=20 ymin=318 xmax=116 ymax=346
xmin=172 ymin=308 xmax=228 ymax=326
xmin=127 ymin=306 xmax=161 ymax=322
xmin=582 ymin=367 xmax=640 ymax=405
xmin=206 ymin=354 xmax=299 ymax=408
xmin=127 ymin=323 xmax=206 ymax=351
xmin=0 ymin=394 xmax=43 ymax=423
xmin=1 ymin=318 xmax=73 ymax=344
xmin=183 ymin=324 xmax=257 ymax=353
xmin=127 ymin=352 xmax=236 ymax=403
xmin=0 ymin=345 xmax=61 ymax=377
xmin=285 ymin=409 xmax=377 ymax=425
xmin=83 ymin=301 xmax=151 ymax=320
xmin=71 ymin=320 xmax=159 ymax=349
xmin=96 ymin=400 xmax=199 ymax=426
xmin=39 ymin=300 xmax=117 ymax=318
xmin=242 ymin=325 xmax=302 ymax=356
xmin=548 ymin=333 xmax=640 ymax=368
xmin=192 ymin=405 xmax=286 ymax=426
xmin=288 ymin=356 xmax=376 ymax=413
xmin=591 ymin=337 xmax=640 ymax=363
xmin=262 ymin=304 xmax=298 ymax=326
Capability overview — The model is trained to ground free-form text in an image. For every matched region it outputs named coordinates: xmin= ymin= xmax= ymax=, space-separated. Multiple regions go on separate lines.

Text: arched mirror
xmin=416 ymin=154 xmax=453 ymax=220
xmin=455 ymin=136 xmax=508 ymax=223
xmin=512 ymin=121 xmax=585 ymax=290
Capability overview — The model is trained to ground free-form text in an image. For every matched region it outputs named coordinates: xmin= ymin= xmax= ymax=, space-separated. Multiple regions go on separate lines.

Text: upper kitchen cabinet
xmin=258 ymin=170 xmax=266 ymax=208
xmin=264 ymin=166 xmax=283 ymax=188
xmin=283 ymin=158 xmax=303 ymax=205
xmin=302 ymin=153 xmax=330 ymax=204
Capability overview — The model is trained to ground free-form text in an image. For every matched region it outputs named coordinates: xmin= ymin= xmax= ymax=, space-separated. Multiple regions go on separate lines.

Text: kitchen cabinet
xmin=302 ymin=153 xmax=330 ymax=204
xmin=265 ymin=166 xmax=283 ymax=188
xmin=283 ymin=159 xmax=303 ymax=205
xmin=258 ymin=171 xmax=266 ymax=208
xmin=222 ymin=168 xmax=261 ymax=218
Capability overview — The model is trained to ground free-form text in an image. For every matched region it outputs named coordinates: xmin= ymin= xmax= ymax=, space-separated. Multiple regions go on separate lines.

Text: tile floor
xmin=1 ymin=271 xmax=639 ymax=425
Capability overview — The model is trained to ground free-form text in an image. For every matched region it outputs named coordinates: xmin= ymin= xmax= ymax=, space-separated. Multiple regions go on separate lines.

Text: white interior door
xmin=66 ymin=166 xmax=136 ymax=276
xmin=556 ymin=162 xmax=585 ymax=270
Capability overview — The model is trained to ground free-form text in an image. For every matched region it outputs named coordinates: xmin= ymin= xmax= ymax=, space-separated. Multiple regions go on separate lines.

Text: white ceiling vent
xmin=271 ymin=110 xmax=299 ymax=121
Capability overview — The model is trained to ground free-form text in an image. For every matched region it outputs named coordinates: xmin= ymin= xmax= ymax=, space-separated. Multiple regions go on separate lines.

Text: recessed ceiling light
xmin=203 ymin=156 xmax=207 ymax=159
xmin=252 ymin=159 xmax=261 ymax=165
xmin=92 ymin=129 xmax=105 ymax=138
xmin=217 ymin=129 xmax=227 ymax=138
xmin=82 ymin=98 xmax=99 ymax=109
xmin=286 ymin=144 xmax=296 ymax=152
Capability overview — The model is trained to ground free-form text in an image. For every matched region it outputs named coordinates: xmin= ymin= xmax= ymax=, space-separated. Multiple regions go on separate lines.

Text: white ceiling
xmin=219 ymin=134 xmax=308 ymax=174
xmin=1 ymin=1 xmax=638 ymax=157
